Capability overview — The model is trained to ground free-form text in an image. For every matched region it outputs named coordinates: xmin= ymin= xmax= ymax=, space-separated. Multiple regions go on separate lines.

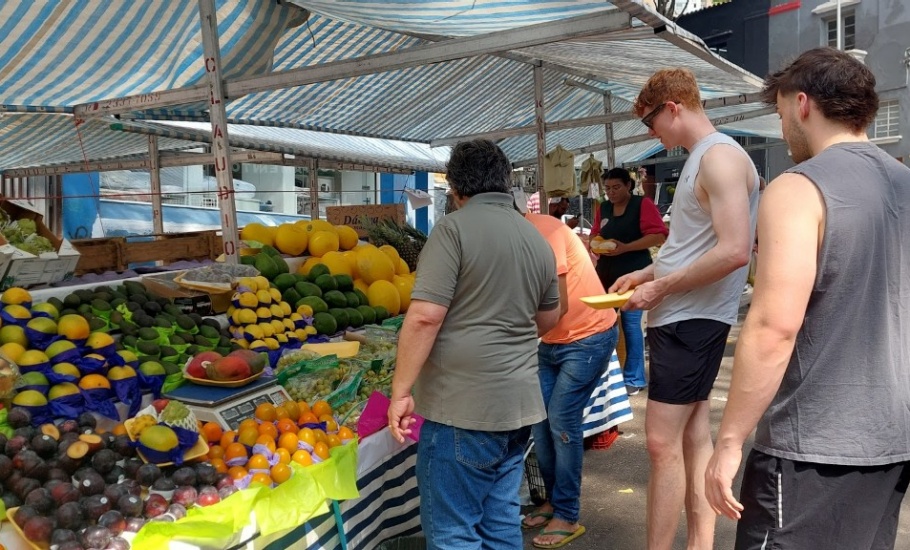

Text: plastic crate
xmin=376 ymin=535 xmax=427 ymax=550
xmin=524 ymin=442 xmax=547 ymax=505
xmin=586 ymin=426 xmax=620 ymax=451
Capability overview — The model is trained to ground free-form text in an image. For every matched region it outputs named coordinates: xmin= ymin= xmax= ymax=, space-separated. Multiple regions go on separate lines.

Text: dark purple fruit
xmin=143 ymin=493 xmax=168 ymax=518
xmin=24 ymin=487 xmax=54 ymax=514
xmin=77 ymin=412 xmax=97 ymax=430
xmin=46 ymin=467 xmax=71 ymax=484
xmin=194 ymin=462 xmax=217 ymax=486
xmin=219 ymin=484 xmax=238 ymax=500
xmin=106 ymin=536 xmax=130 ymax=550
xmin=31 ymin=434 xmax=58 ymax=458
xmin=215 ymin=473 xmax=234 ymax=490
xmin=91 ymin=449 xmax=118 ymax=475
xmin=59 ymin=419 xmax=80 ymax=435
xmin=123 ymin=516 xmax=146 ymax=533
xmin=22 ymin=515 xmax=54 ymax=546
xmin=122 ymin=457 xmax=142 ymax=479
xmin=171 ymin=466 xmax=196 ymax=487
xmin=6 ymin=407 xmax=32 ymax=429
xmin=111 ymin=435 xmax=135 ymax=459
xmin=98 ymin=510 xmax=126 ymax=536
xmin=50 ymin=481 xmax=81 ymax=505
xmin=151 ymin=476 xmax=175 ymax=492
xmin=5 ymin=435 xmax=28 ymax=458
xmin=80 ymin=524 xmax=113 ymax=550
xmin=56 ymin=500 xmax=86 ymax=531
xmin=43 ymin=478 xmax=64 ymax=492
xmin=0 ymin=454 xmax=12 ymax=480
xmin=58 ymin=542 xmax=86 ymax=550
xmin=172 ymin=485 xmax=197 ymax=507
xmin=103 ymin=464 xmax=125 ymax=485
xmin=14 ymin=426 xmax=37 ymax=441
xmin=167 ymin=503 xmax=187 ymax=520
xmin=103 ymin=483 xmax=129 ymax=504
xmin=12 ymin=477 xmax=41 ymax=500
xmin=1 ymin=491 xmax=21 ymax=509
xmin=74 ymin=469 xmax=105 ymax=496
xmin=117 ymin=494 xmax=143 ymax=517
xmin=0 ymin=432 xmax=8 ymax=450
xmin=12 ymin=504 xmax=39 ymax=528
xmin=4 ymin=470 xmax=23 ymax=491
xmin=117 ymin=478 xmax=141 ymax=497
xmin=13 ymin=449 xmax=49 ymax=481
xmin=51 ymin=527 xmax=80 ymax=546
xmin=83 ymin=494 xmax=112 ymax=523
xmin=135 ymin=463 xmax=162 ymax=487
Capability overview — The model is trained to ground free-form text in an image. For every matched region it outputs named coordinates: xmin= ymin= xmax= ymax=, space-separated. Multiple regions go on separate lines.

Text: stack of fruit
xmin=226 ymin=275 xmax=312 ymax=349
xmin=184 ymin=349 xmax=267 ymax=383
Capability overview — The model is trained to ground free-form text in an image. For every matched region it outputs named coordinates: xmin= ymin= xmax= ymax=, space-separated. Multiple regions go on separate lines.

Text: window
xmin=873 ymin=99 xmax=901 ymax=139
xmin=826 ymin=13 xmax=855 ymax=50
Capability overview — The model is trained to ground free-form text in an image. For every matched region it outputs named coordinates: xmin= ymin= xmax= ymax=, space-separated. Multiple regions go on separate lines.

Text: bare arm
xmin=557 ymin=274 xmax=569 ymax=317
xmin=705 ymin=174 xmax=824 ymax=518
xmin=624 ymin=146 xmax=753 ymax=309
xmin=536 ymin=305 xmax=561 ymax=336
xmin=389 ymin=299 xmax=448 ymax=442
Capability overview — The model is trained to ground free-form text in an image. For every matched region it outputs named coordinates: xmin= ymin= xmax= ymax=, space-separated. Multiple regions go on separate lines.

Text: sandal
xmin=532 ymin=525 xmax=586 ymax=548
xmin=521 ymin=511 xmax=553 ymax=530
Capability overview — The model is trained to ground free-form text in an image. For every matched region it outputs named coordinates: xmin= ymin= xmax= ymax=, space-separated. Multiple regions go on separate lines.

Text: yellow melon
xmin=367 ymin=280 xmax=401 ymax=316
xmin=356 ymin=248 xmax=395 ymax=284
xmin=320 ymin=251 xmax=352 ymax=276
xmin=241 ymin=223 xmax=275 ymax=247
xmin=274 ymin=223 xmax=309 ymax=256
xmin=392 ymin=275 xmax=414 ymax=312
xmin=308 ymin=231 xmax=340 ymax=258
xmin=335 ymin=225 xmax=360 ymax=250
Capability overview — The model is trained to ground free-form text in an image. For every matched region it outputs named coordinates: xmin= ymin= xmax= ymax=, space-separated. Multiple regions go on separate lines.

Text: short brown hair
xmin=761 ymin=47 xmax=878 ymax=132
xmin=633 ymin=68 xmax=703 ymax=116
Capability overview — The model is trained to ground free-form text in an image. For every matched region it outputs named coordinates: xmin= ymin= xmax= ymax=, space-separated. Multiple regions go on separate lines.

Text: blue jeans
xmin=417 ymin=420 xmax=531 ymax=550
xmin=620 ymin=310 xmax=647 ymax=388
xmin=533 ymin=326 xmax=618 ymax=523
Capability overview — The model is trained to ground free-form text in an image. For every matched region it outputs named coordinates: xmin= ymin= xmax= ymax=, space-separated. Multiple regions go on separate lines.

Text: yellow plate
xmin=302 ymin=341 xmax=361 ymax=358
xmin=5 ymin=508 xmax=41 ymax=550
xmin=124 ymin=418 xmax=209 ymax=467
xmin=580 ymin=290 xmax=634 ymax=309
xmin=183 ymin=369 xmax=264 ymax=388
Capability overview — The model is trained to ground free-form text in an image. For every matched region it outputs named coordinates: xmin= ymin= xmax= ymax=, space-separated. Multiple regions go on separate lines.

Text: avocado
xmin=138 ymin=327 xmax=160 ymax=342
xmin=122 ymin=280 xmax=148 ymax=296
xmin=77 ymin=303 xmax=92 ymax=315
xmin=159 ymin=346 xmax=178 ymax=359
xmin=136 ymin=341 xmax=161 ymax=357
xmin=110 ymin=298 xmax=127 ymax=310
xmin=92 ymin=292 xmax=112 ymax=304
xmin=294 ymin=281 xmax=322 ymax=299
xmin=142 ymin=301 xmax=162 ymax=315
xmin=354 ymin=289 xmax=369 ymax=307
xmin=160 ymin=362 xmax=181 ymax=376
xmin=373 ymin=305 xmax=390 ymax=322
xmin=314 ymin=274 xmax=339 ymax=293
xmin=156 ymin=312 xmax=176 ymax=325
xmin=121 ymin=335 xmax=138 ymax=349
xmin=88 ymin=317 xmax=107 ymax=331
xmin=282 ymin=288 xmax=302 ymax=306
xmin=334 ymin=274 xmax=354 ymax=291
xmin=62 ymin=294 xmax=81 ymax=309
xmin=260 ymin=245 xmax=281 ymax=257
xmin=343 ymin=291 xmax=361 ymax=308
xmin=90 ymin=299 xmax=111 ymax=312
xmin=47 ymin=297 xmax=64 ymax=311
xmin=119 ymin=320 xmax=139 ymax=336
xmin=153 ymin=317 xmax=172 ymax=329
xmin=345 ymin=307 xmax=364 ymax=328
xmin=356 ymin=305 xmax=377 ymax=325
xmin=131 ymin=293 xmax=148 ymax=306
xmin=254 ymin=254 xmax=280 ymax=280
xmin=201 ymin=318 xmax=222 ymax=331
xmin=175 ymin=315 xmax=195 ymax=331
xmin=323 ymin=290 xmax=348 ymax=309
xmin=312 ymin=312 xmax=338 ymax=335
xmin=328 ymin=308 xmax=350 ymax=330
xmin=273 ymin=273 xmax=297 ymax=292
xmin=199 ymin=325 xmax=220 ymax=339
xmin=307 ymin=264 xmax=330 ymax=282
xmin=133 ymin=313 xmax=155 ymax=328
xmin=109 ymin=311 xmax=125 ymax=326
xmin=240 ymin=255 xmax=257 ymax=266
xmin=168 ymin=334 xmax=186 ymax=346
xmin=297 ymin=296 xmax=329 ymax=314
xmin=75 ymin=289 xmax=95 ymax=303
xmin=110 ymin=291 xmax=128 ymax=302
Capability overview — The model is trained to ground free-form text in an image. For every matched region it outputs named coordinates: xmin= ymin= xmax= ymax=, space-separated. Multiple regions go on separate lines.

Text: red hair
xmin=634 ymin=68 xmax=703 ymax=116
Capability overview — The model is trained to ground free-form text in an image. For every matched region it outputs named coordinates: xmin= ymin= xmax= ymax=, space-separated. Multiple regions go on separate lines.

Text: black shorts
xmin=736 ymin=450 xmax=910 ymax=550
xmin=646 ymin=318 xmax=730 ymax=404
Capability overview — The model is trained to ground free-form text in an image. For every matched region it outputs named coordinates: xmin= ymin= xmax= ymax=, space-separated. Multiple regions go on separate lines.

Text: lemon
xmin=335 ymin=225 xmax=360 ymax=250
xmin=379 ymin=245 xmax=401 ymax=266
xmin=241 ymin=223 xmax=275 ymax=247
xmin=307 ymin=220 xmax=337 ymax=234
xmin=396 ymin=257 xmax=411 ymax=276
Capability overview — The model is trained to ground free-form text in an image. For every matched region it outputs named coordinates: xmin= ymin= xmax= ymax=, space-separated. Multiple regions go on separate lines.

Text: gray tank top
xmin=649 ymin=132 xmax=759 ymax=327
xmin=754 ymin=142 xmax=910 ymax=465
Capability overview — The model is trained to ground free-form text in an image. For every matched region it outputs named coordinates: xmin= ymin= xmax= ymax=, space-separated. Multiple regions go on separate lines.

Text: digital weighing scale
xmin=163 ymin=376 xmax=292 ymax=430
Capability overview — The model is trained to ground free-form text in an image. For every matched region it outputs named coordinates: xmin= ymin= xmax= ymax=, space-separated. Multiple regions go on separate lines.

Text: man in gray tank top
xmin=610 ymin=68 xmax=759 ymax=550
xmin=705 ymin=47 xmax=910 ymax=550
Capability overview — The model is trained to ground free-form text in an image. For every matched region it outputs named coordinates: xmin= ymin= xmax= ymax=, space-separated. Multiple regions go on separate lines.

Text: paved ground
xmin=522 ymin=307 xmax=910 ymax=550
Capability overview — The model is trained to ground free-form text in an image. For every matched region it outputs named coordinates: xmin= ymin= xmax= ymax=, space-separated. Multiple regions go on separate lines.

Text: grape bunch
xmin=283 ymin=365 xmax=354 ymax=403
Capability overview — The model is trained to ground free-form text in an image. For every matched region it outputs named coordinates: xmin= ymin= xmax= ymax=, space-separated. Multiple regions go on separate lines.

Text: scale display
xmin=163 ymin=377 xmax=292 ymax=430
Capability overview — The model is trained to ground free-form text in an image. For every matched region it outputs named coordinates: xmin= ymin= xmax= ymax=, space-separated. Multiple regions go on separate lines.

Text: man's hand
xmin=566 ymin=217 xmax=579 ymax=229
xmin=608 ymin=268 xmax=650 ymax=293
xmin=622 ymin=280 xmax=666 ymax=311
xmin=388 ymin=393 xmax=416 ymax=443
xmin=705 ymin=444 xmax=745 ymax=519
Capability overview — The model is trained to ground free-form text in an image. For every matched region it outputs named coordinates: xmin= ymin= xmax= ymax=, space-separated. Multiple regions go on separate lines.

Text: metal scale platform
xmin=162 ymin=376 xmax=292 ymax=431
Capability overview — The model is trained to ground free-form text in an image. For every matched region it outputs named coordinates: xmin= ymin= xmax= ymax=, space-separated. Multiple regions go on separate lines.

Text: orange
xmin=313 ymin=429 xmax=328 ymax=445
xmin=237 ymin=426 xmax=259 ymax=447
xmin=313 ymin=441 xmax=330 ymax=461
xmin=210 ymin=458 xmax=228 ymax=474
xmin=111 ymin=424 xmax=128 ymax=437
xmin=299 ymin=412 xmax=319 ymax=425
xmin=255 ymin=434 xmax=277 ymax=453
xmin=319 ymin=414 xmax=338 ymax=433
xmin=297 ymin=428 xmax=316 ymax=447
xmin=282 ymin=401 xmax=300 ymax=421
xmin=337 ymin=426 xmax=355 ymax=440
xmin=255 ymin=403 xmax=277 ymax=422
xmin=297 ymin=401 xmax=311 ymax=416
xmin=238 ymin=418 xmax=259 ymax=433
xmin=208 ymin=445 xmax=225 ymax=460
xmin=202 ymin=422 xmax=223 ymax=444
xmin=292 ymin=450 xmax=313 ymax=467
xmin=278 ymin=432 xmax=298 ymax=453
xmin=276 ymin=418 xmax=297 ymax=435
xmin=224 ymin=442 xmax=248 ymax=462
xmin=228 ymin=466 xmax=249 ymax=480
xmin=248 ymin=453 xmax=270 ymax=470
xmin=257 ymin=422 xmax=278 ymax=440
xmin=270 ymin=463 xmax=292 ymax=484
xmin=274 ymin=406 xmax=290 ymax=421
xmin=274 ymin=447 xmax=291 ymax=465
xmin=326 ymin=434 xmax=342 ymax=449
xmin=220 ymin=431 xmax=237 ymax=449
xmin=312 ymin=400 xmax=332 ymax=418
xmin=250 ymin=472 xmax=272 ymax=487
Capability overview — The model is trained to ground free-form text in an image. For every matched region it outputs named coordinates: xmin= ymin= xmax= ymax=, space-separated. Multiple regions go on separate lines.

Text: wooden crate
xmin=71 ymin=237 xmax=126 ymax=274
xmin=121 ymin=230 xmax=220 ymax=268
xmin=326 ymin=204 xmax=406 ymax=238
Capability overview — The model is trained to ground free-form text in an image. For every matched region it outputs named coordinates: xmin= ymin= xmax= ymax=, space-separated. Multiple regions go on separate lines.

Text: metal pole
xmin=533 ymin=63 xmax=548 ymax=207
xmin=198 ymin=0 xmax=239 ymax=264
xmin=604 ymin=91 xmax=616 ymax=170
xmin=836 ymin=0 xmax=843 ymax=50
xmin=148 ymin=135 xmax=164 ymax=234
xmin=309 ymin=159 xmax=319 ymax=219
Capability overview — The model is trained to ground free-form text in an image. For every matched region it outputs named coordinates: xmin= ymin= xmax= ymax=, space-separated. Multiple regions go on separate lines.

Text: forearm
xmin=716 ymin=316 xmax=794 ymax=448
xmin=622 ymin=233 xmax=665 ymax=252
xmin=655 ymin=243 xmax=748 ymax=296
xmin=391 ymin=314 xmax=443 ymax=399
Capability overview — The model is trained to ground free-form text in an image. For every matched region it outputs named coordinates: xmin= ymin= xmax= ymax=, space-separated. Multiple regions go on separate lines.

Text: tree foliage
xmin=653 ymin=0 xmax=693 ymax=21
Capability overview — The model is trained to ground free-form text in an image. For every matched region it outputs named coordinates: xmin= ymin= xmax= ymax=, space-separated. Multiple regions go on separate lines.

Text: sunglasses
xmin=641 ymin=102 xmax=669 ymax=130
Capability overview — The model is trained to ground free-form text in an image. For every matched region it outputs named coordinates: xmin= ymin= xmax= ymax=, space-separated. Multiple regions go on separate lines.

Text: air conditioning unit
xmin=320 ymin=183 xmax=329 ymax=192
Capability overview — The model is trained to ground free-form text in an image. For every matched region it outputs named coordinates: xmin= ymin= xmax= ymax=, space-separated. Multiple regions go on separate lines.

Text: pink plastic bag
xmin=358 ymin=391 xmax=423 ymax=442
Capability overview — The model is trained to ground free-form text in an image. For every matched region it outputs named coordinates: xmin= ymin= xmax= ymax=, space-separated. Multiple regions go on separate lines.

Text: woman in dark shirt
xmin=592 ymin=168 xmax=669 ymax=394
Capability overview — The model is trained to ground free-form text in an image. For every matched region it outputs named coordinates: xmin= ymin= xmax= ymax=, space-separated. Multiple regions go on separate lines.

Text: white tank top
xmin=649 ymin=132 xmax=759 ymax=327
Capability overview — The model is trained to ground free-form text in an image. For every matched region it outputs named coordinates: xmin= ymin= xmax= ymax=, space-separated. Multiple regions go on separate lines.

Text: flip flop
xmin=532 ymin=525 xmax=587 ymax=549
xmin=521 ymin=511 xmax=553 ymax=530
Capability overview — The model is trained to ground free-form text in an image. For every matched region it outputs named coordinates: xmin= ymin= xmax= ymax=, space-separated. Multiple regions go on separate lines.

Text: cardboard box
xmin=0 ymin=200 xmax=81 ymax=290
xmin=141 ymin=272 xmax=231 ymax=316
xmin=326 ymin=204 xmax=406 ymax=238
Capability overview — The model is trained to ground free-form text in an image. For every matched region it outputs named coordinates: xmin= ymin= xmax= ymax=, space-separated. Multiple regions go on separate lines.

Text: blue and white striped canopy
xmin=0 ymin=0 xmax=779 ymax=174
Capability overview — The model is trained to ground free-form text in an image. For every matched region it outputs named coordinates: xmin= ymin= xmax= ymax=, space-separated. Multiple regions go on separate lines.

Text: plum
xmin=43 ymin=478 xmax=64 ymax=492
xmin=22 ymin=515 xmax=54 ymax=547
xmin=98 ymin=510 xmax=126 ymax=536
xmin=12 ymin=477 xmax=41 ymax=500
xmin=0 ymin=454 xmax=13 ymax=480
xmin=218 ymin=484 xmax=238 ymax=500
xmin=117 ymin=494 xmax=143 ymax=517
xmin=56 ymin=500 xmax=86 ymax=531
xmin=151 ymin=476 xmax=175 ymax=492
xmin=143 ymin=493 xmax=168 ymax=518
xmin=167 ymin=503 xmax=187 ymax=520
xmin=6 ymin=407 xmax=31 ymax=429
xmin=106 ymin=536 xmax=130 ymax=550
xmin=214 ymin=473 xmax=234 ymax=491
xmin=1 ymin=491 xmax=21 ymax=509
xmin=172 ymin=485 xmax=197 ymax=507
xmin=103 ymin=483 xmax=129 ymax=504
xmin=83 ymin=494 xmax=113 ymax=523
xmin=122 ymin=457 xmax=143 ymax=480
xmin=77 ymin=412 xmax=97 ymax=431
xmin=31 ymin=434 xmax=58 ymax=458
xmin=51 ymin=528 xmax=80 ymax=546
xmin=111 ymin=435 xmax=135 ymax=459
xmin=12 ymin=449 xmax=40 ymax=472
xmin=123 ymin=516 xmax=146 ymax=533
xmin=103 ymin=465 xmax=126 ymax=485
xmin=57 ymin=542 xmax=86 ymax=550
xmin=150 ymin=513 xmax=175 ymax=522
xmin=74 ymin=469 xmax=106 ymax=496
xmin=24 ymin=487 xmax=54 ymax=514
xmin=91 ymin=449 xmax=118 ymax=475
xmin=46 ymin=467 xmax=72 ymax=484
xmin=4 ymin=435 xmax=28 ymax=458
xmin=80 ymin=524 xmax=113 ymax=550
xmin=59 ymin=419 xmax=80 ymax=435
xmin=171 ymin=466 xmax=196 ymax=487
xmin=135 ymin=463 xmax=161 ymax=487
xmin=117 ymin=478 xmax=141 ymax=497
xmin=194 ymin=462 xmax=217 ymax=486
xmin=13 ymin=504 xmax=39 ymax=528
xmin=195 ymin=485 xmax=220 ymax=507
xmin=14 ymin=426 xmax=37 ymax=441
xmin=50 ymin=481 xmax=81 ymax=505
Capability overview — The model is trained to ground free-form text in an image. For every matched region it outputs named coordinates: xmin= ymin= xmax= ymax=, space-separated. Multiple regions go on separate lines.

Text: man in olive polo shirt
xmin=389 ymin=139 xmax=561 ymax=550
